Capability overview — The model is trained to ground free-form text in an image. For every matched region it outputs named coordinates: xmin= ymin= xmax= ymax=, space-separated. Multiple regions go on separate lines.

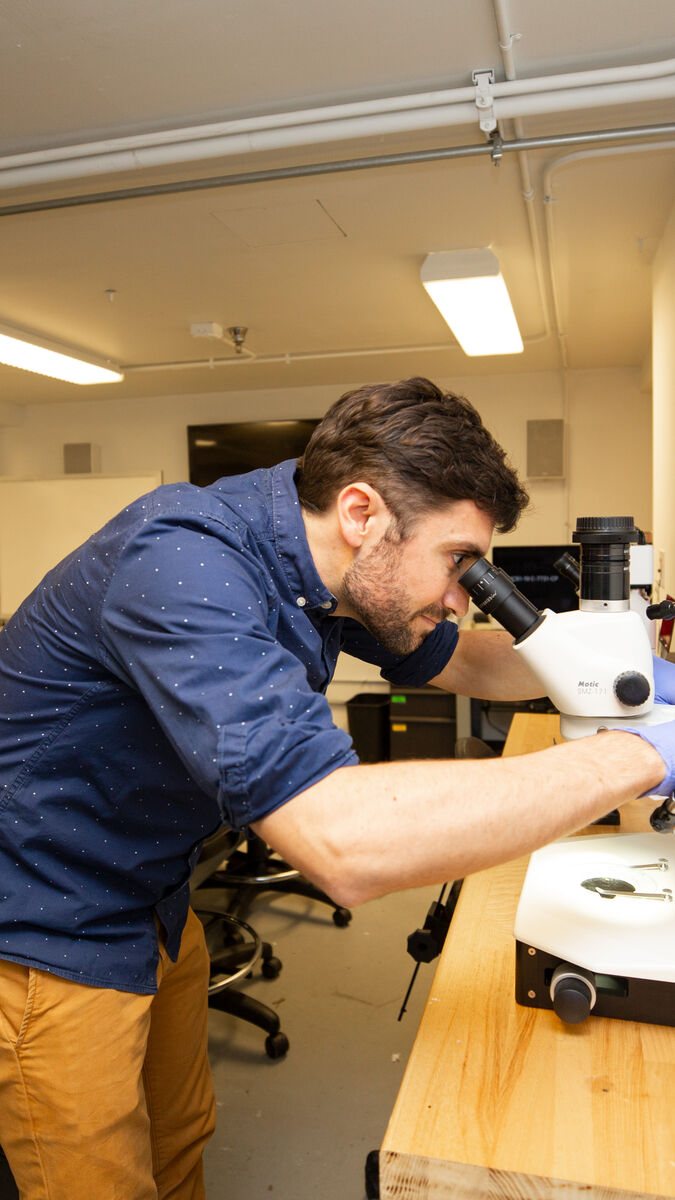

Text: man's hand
xmin=622 ymin=701 xmax=675 ymax=796
xmin=652 ymin=654 xmax=675 ymax=704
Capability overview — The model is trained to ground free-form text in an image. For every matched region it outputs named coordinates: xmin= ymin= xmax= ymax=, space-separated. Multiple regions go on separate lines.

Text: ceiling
xmin=1 ymin=0 xmax=675 ymax=403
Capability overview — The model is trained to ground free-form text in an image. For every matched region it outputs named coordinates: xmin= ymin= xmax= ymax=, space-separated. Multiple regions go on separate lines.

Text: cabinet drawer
xmin=389 ymin=716 xmax=456 ymax=760
xmin=389 ymin=686 xmax=455 ymax=719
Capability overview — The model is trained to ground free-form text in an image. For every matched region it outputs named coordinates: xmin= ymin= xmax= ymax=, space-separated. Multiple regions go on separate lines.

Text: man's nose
xmin=443 ymin=582 xmax=469 ymax=619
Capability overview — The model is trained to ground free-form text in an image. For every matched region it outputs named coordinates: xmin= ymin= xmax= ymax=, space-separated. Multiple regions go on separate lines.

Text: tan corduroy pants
xmin=0 ymin=908 xmax=216 ymax=1200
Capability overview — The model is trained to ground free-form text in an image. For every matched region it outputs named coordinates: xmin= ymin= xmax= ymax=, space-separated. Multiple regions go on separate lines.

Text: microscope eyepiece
xmin=459 ymin=558 xmax=544 ymax=641
xmin=553 ymin=551 xmax=580 ymax=592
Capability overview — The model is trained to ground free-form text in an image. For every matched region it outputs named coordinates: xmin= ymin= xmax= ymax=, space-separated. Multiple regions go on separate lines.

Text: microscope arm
xmin=510 ymin=607 xmax=655 ymax=727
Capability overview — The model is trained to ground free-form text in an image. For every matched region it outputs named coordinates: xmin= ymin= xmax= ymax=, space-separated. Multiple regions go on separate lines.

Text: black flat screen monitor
xmin=491 ymin=545 xmax=579 ymax=613
xmin=187 ymin=419 xmax=320 ymax=487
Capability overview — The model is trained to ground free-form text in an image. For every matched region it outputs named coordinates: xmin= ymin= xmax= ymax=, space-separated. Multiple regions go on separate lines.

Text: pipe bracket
xmin=472 ymin=68 xmax=497 ymax=134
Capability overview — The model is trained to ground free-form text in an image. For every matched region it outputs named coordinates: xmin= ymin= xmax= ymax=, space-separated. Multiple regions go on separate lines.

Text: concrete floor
xmin=200 ymin=881 xmax=441 ymax=1200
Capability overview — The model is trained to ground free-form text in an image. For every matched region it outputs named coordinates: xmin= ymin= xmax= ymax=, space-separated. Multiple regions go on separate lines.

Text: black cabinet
xmin=346 ymin=693 xmax=390 ymax=762
xmin=388 ymin=687 xmax=456 ymax=759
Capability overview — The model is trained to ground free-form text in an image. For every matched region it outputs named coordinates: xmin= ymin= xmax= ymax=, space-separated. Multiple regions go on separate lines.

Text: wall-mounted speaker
xmin=63 ymin=443 xmax=101 ymax=474
xmin=526 ymin=419 xmax=565 ymax=479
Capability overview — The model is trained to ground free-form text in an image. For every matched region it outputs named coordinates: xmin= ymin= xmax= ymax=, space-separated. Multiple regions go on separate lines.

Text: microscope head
xmin=459 ymin=516 xmax=657 ymax=733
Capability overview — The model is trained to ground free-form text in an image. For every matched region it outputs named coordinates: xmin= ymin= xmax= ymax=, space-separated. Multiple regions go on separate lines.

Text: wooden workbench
xmin=379 ymin=713 xmax=675 ymax=1200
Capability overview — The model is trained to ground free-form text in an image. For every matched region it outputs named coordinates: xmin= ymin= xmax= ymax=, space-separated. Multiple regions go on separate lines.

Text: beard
xmin=339 ymin=532 xmax=451 ymax=657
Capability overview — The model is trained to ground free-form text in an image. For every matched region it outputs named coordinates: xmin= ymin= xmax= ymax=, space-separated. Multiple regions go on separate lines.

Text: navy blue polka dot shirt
xmin=0 ymin=461 xmax=458 ymax=993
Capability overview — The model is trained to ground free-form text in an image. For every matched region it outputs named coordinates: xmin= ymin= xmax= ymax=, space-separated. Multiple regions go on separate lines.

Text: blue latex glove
xmin=622 ymin=704 xmax=675 ymax=795
xmin=652 ymin=654 xmax=675 ymax=703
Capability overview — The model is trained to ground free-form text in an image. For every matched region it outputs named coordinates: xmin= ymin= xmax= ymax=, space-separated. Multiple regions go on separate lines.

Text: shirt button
xmin=321 ymin=601 xmax=332 ymax=610
xmin=296 ymin=596 xmax=307 ymax=607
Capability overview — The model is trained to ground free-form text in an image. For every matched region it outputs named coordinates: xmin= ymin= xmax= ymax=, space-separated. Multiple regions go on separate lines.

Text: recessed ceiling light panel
xmin=421 ymin=249 xmax=523 ymax=357
xmin=0 ymin=324 xmax=123 ymax=385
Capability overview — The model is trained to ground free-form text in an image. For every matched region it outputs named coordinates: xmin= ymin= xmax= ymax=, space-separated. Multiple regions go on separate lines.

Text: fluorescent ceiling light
xmin=0 ymin=324 xmax=123 ymax=385
xmin=421 ymin=249 xmax=523 ymax=356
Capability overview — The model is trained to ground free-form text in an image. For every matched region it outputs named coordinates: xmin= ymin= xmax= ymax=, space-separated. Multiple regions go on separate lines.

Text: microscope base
xmin=515 ymin=940 xmax=675 ymax=1027
xmin=514 ymin=832 xmax=675 ymax=1027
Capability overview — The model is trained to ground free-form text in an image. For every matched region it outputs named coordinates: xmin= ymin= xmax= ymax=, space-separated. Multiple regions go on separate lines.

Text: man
xmin=0 ymin=377 xmax=671 ymax=1199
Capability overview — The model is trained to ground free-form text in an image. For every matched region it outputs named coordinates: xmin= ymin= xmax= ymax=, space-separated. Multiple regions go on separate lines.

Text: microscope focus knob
xmin=613 ymin=671 xmax=651 ymax=707
xmin=550 ymin=964 xmax=597 ymax=1025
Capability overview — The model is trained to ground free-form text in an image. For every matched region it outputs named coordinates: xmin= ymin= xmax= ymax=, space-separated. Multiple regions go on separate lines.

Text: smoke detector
xmin=190 ymin=322 xmax=224 ymax=340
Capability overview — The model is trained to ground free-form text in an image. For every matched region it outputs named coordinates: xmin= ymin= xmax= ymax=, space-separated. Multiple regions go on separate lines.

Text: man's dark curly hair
xmin=296 ymin=377 xmax=529 ymax=535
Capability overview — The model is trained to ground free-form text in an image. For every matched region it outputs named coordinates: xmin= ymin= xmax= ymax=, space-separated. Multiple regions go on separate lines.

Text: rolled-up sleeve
xmin=340 ymin=617 xmax=459 ymax=685
xmin=98 ymin=510 xmax=357 ymax=829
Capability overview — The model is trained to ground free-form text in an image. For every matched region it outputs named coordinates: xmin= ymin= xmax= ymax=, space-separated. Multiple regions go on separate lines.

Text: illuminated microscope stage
xmin=514 ymin=832 xmax=675 ymax=1026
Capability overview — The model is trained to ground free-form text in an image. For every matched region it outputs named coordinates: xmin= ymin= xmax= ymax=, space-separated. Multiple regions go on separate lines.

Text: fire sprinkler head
xmin=227 ymin=326 xmax=248 ymax=353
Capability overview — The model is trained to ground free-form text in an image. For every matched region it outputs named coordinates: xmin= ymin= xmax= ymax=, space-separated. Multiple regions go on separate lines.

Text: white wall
xmin=653 ymin=199 xmax=675 ymax=600
xmin=562 ymin=370 xmax=652 ymax=537
xmin=0 ymin=386 xmax=338 ymax=484
xmin=438 ymin=368 xmax=652 ymax=545
xmin=0 ymin=365 xmax=652 ymax=547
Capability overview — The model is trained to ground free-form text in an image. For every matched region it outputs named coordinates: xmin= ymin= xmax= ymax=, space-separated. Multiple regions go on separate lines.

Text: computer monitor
xmin=491 ymin=545 xmax=579 ymax=613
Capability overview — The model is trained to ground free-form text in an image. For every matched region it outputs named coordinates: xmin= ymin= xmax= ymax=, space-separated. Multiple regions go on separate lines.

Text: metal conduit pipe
xmin=0 ymin=106 xmax=477 ymax=189
xmin=489 ymin=55 xmax=675 ymax=94
xmin=120 ymin=342 xmax=460 ymax=374
xmin=495 ymin=75 xmax=675 ymax=121
xmin=0 ymin=90 xmax=478 ymax=168
xmin=1 ymin=57 xmax=675 ymax=190
xmin=492 ymin=0 xmax=552 ymax=339
xmin=3 ymin=52 xmax=675 ymax=173
xmin=0 ymin=142 xmax=489 ymax=217
xmin=4 ymin=53 xmax=675 ymax=174
xmin=1 ymin=123 xmax=675 ymax=219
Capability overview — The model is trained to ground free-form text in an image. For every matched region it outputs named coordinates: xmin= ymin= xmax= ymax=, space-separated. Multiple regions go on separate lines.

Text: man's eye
xmin=451 ymin=553 xmax=466 ymax=568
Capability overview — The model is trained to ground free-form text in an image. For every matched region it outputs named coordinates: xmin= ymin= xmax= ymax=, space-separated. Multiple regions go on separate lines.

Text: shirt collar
xmin=270 ymin=460 xmax=338 ymax=615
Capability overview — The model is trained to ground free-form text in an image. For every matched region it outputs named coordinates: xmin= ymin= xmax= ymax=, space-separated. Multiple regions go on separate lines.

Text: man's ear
xmin=336 ymin=483 xmax=390 ymax=549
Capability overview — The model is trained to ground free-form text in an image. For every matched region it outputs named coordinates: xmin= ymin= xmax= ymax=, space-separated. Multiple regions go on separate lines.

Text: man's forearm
xmin=254 ymin=731 xmax=664 ymax=908
xmin=430 ymin=628 xmax=545 ymax=700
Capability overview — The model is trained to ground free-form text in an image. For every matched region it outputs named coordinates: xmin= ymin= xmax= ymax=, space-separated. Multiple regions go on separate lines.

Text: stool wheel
xmin=261 ymin=955 xmax=282 ymax=979
xmin=265 ymin=1031 xmax=290 ymax=1059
